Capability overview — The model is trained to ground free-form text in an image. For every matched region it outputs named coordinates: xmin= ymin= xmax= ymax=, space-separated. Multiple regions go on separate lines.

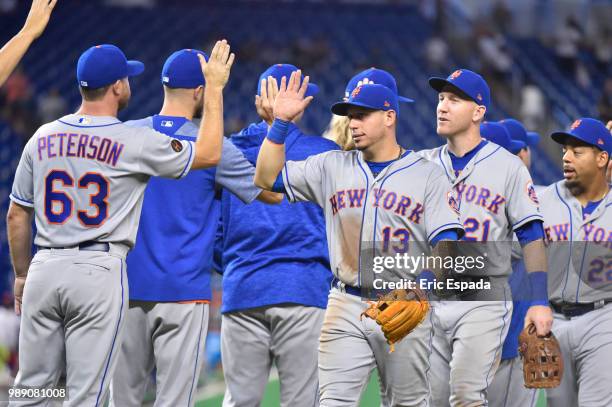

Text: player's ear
xmin=596 ymin=150 xmax=609 ymax=170
xmin=473 ymin=105 xmax=486 ymax=123
xmin=194 ymin=85 xmax=204 ymax=101
xmin=384 ymin=110 xmax=397 ymax=127
xmin=111 ymin=79 xmax=123 ymax=97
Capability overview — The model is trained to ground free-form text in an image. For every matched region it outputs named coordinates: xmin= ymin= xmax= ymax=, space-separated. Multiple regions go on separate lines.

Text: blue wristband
xmin=266 ymin=118 xmax=291 ymax=144
xmin=528 ymin=271 xmax=549 ymax=306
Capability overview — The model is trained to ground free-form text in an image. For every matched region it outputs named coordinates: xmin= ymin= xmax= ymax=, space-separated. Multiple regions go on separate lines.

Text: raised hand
xmin=273 ymin=70 xmax=314 ymax=122
xmin=21 ymin=0 xmax=58 ymax=39
xmin=255 ymin=76 xmax=278 ymax=125
xmin=199 ymin=39 xmax=235 ymax=89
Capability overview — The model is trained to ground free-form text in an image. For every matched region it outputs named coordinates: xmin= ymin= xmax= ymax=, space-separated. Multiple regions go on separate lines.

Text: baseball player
xmin=499 ymin=118 xmax=540 ymax=170
xmin=217 ymin=64 xmax=337 ymax=407
xmin=0 ymin=0 xmax=57 ymax=87
xmin=108 ymin=49 xmax=275 ymax=407
xmin=607 ymin=120 xmax=612 ymax=183
xmin=6 ymin=40 xmax=234 ymax=406
xmin=254 ymin=70 xmax=463 ymax=406
xmin=480 ymin=121 xmax=541 ymax=407
xmin=538 ymin=118 xmax=612 ymax=407
xmin=416 ymin=69 xmax=553 ymax=406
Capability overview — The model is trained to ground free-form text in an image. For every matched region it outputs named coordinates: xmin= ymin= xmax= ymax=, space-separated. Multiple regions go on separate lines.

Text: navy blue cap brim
xmin=127 ymin=60 xmax=145 ymax=77
xmin=550 ymin=131 xmax=595 ymax=149
xmin=428 ymin=77 xmax=450 ymax=93
xmin=428 ymin=77 xmax=479 ymax=104
xmin=398 ymin=95 xmax=415 ymax=103
xmin=526 ymin=132 xmax=540 ymax=146
xmin=331 ymin=101 xmax=387 ymax=116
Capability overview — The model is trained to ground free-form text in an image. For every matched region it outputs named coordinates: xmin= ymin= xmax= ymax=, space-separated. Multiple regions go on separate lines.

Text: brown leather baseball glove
xmin=361 ymin=288 xmax=429 ymax=352
xmin=518 ymin=323 xmax=563 ymax=388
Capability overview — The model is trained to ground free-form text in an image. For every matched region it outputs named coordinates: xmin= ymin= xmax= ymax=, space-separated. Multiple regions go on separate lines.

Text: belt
xmin=551 ymin=300 xmax=612 ymax=318
xmin=38 ymin=241 xmax=110 ymax=252
xmin=332 ymin=277 xmax=363 ymax=297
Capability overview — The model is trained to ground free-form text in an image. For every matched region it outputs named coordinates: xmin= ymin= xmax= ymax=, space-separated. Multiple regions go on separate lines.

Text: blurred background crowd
xmin=0 ymin=0 xmax=609 ymax=403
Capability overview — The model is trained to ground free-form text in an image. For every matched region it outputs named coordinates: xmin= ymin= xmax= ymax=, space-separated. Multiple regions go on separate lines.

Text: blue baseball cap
xmin=161 ymin=49 xmax=208 ymax=88
xmin=257 ymin=64 xmax=318 ymax=97
xmin=480 ymin=121 xmax=525 ymax=154
xmin=77 ymin=44 xmax=144 ymax=89
xmin=526 ymin=132 xmax=541 ymax=146
xmin=500 ymin=118 xmax=539 ymax=147
xmin=429 ymin=69 xmax=490 ymax=108
xmin=331 ymin=84 xmax=399 ymax=116
xmin=344 ymin=67 xmax=414 ymax=103
xmin=551 ymin=118 xmax=612 ymax=155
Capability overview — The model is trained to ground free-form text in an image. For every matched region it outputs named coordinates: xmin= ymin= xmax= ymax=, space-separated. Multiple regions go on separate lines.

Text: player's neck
xmin=76 ymin=101 xmax=118 ymax=117
xmin=446 ymin=128 xmax=482 ymax=157
xmin=362 ymin=137 xmax=402 ymax=162
xmin=573 ymin=177 xmax=610 ymax=206
xmin=159 ymin=100 xmax=194 ymax=121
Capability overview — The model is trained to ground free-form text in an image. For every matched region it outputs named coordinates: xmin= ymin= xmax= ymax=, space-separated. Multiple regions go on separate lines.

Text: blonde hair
xmin=323 ymin=114 xmax=354 ymax=151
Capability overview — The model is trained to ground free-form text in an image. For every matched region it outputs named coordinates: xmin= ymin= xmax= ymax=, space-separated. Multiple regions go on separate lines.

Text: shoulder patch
xmin=171 ymin=139 xmax=183 ymax=153
xmin=526 ymin=181 xmax=539 ymax=205
xmin=447 ymin=190 xmax=461 ymax=215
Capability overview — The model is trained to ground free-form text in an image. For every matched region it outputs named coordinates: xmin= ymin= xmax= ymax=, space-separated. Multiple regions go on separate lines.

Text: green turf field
xmin=196 ymin=372 xmax=548 ymax=406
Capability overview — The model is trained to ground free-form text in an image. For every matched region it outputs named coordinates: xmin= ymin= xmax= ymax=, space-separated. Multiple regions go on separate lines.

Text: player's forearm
xmin=429 ymin=240 xmax=458 ymax=279
xmin=522 ymin=239 xmax=547 ymax=273
xmin=254 ymin=139 xmax=286 ymax=190
xmin=7 ymin=203 xmax=34 ymax=278
xmin=522 ymin=239 xmax=550 ymax=308
xmin=256 ymin=190 xmax=284 ymax=204
xmin=192 ymin=85 xmax=224 ymax=169
xmin=0 ymin=31 xmax=36 ymax=86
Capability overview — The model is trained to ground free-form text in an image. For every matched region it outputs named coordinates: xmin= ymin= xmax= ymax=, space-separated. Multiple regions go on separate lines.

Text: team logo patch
xmin=570 ymin=119 xmax=581 ymax=130
xmin=447 ymin=191 xmax=460 ymax=215
xmin=526 ymin=182 xmax=539 ymax=205
xmin=171 ymin=139 xmax=183 ymax=153
xmin=351 ymin=86 xmax=362 ymax=99
xmin=357 ymin=78 xmax=374 ymax=87
xmin=449 ymin=70 xmax=462 ymax=80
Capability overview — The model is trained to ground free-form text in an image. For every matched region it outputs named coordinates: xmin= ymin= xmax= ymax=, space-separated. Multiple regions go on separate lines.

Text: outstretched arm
xmin=522 ymin=238 xmax=553 ymax=336
xmin=0 ymin=0 xmax=57 ymax=86
xmin=254 ymin=70 xmax=313 ymax=190
xmin=191 ymin=40 xmax=235 ymax=170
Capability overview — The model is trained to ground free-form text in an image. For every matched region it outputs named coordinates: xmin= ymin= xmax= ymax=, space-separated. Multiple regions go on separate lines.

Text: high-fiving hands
xmin=198 ymin=39 xmax=235 ymax=90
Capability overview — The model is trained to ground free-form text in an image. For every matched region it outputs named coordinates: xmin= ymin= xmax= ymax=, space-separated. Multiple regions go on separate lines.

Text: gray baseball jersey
xmin=10 ymin=114 xmax=195 ymax=248
xmin=539 ymin=181 xmax=612 ymax=303
xmin=418 ymin=141 xmax=539 ymax=406
xmin=539 ymin=181 xmax=612 ymax=406
xmin=417 ymin=141 xmax=543 ymax=277
xmin=9 ymin=114 xmax=194 ymax=406
xmin=282 ymin=149 xmax=463 ymax=287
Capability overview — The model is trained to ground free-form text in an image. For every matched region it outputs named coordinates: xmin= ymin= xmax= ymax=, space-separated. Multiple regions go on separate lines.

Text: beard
xmin=118 ymin=94 xmax=130 ymax=111
xmin=564 ymin=178 xmax=586 ymax=196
